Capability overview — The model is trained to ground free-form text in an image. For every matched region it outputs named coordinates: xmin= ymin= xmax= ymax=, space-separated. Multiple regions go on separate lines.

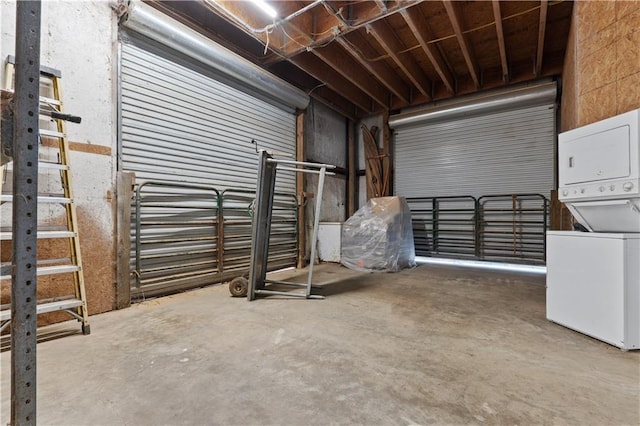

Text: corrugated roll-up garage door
xmin=120 ymin=39 xmax=298 ymax=298
xmin=391 ymin=82 xmax=556 ymax=264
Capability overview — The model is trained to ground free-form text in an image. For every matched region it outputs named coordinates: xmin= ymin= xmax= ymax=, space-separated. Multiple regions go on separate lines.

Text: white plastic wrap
xmin=341 ymin=196 xmax=416 ymax=272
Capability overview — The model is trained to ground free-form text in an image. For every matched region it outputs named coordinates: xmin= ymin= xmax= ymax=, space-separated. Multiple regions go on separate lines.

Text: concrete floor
xmin=1 ymin=263 xmax=639 ymax=425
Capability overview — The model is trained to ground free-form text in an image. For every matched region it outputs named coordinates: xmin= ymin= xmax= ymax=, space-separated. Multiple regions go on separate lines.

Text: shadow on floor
xmin=1 ymin=324 xmax=82 ymax=352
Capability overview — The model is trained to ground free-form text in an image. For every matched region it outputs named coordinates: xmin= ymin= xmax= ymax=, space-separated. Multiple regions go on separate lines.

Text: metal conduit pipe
xmin=389 ymin=81 xmax=557 ymax=128
xmin=118 ymin=0 xmax=310 ymax=110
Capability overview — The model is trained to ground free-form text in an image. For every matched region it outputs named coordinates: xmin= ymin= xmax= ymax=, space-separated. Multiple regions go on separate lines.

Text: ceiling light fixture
xmin=249 ymin=0 xmax=278 ymax=19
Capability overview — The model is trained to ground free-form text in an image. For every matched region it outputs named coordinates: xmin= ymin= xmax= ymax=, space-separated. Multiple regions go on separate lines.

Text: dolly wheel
xmin=229 ymin=277 xmax=248 ymax=297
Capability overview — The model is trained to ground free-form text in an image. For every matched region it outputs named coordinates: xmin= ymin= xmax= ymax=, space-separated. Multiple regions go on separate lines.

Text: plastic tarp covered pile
xmin=341 ymin=196 xmax=416 ymax=272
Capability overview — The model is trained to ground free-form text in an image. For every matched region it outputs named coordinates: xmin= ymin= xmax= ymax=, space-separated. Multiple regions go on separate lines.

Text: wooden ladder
xmin=1 ymin=57 xmax=90 ymax=335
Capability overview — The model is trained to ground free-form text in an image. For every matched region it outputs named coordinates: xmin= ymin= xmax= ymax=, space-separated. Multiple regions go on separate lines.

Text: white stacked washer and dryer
xmin=547 ymin=108 xmax=640 ymax=350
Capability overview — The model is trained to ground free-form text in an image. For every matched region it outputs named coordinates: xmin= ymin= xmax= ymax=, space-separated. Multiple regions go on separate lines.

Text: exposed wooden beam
xmin=296 ymin=110 xmax=306 ymax=268
xmin=373 ymin=0 xmax=387 ymax=12
xmin=536 ymin=0 xmax=548 ymax=76
xmin=268 ymin=60 xmax=360 ymax=117
xmin=312 ymin=44 xmax=389 ymax=108
xmin=335 ymin=35 xmax=411 ymax=104
xmin=442 ymin=0 xmax=480 ymax=88
xmin=400 ymin=8 xmax=455 ymax=94
xmin=492 ymin=0 xmax=509 ymax=82
xmin=262 ymin=0 xmax=422 ymax=65
xmin=347 ymin=119 xmax=357 ymax=216
xmin=367 ymin=20 xmax=432 ymax=99
xmin=277 ymin=20 xmax=389 ymax=109
xmin=290 ymin=52 xmax=375 ymax=113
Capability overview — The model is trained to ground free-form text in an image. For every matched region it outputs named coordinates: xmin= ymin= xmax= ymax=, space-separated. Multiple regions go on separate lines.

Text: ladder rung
xmin=0 ymin=194 xmax=72 ymax=204
xmin=0 ymin=264 xmax=79 ymax=280
xmin=0 ymin=230 xmax=75 ymax=240
xmin=2 ymin=161 xmax=70 ymax=171
xmin=1 ymin=89 xmax=62 ymax=107
xmin=38 ymin=96 xmax=62 ymax=107
xmin=39 ymin=162 xmax=69 ymax=170
xmin=0 ymin=298 xmax=83 ymax=321
xmin=39 ymin=128 xmax=65 ymax=138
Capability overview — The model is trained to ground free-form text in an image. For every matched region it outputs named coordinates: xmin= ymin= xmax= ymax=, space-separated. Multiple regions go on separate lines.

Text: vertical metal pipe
xmin=296 ymin=111 xmax=305 ymax=268
xmin=134 ymin=185 xmax=143 ymax=288
xmin=474 ymin=198 xmax=481 ymax=259
xmin=306 ymin=166 xmax=326 ymax=295
xmin=543 ymin=197 xmax=548 ymax=261
xmin=11 ymin=1 xmax=41 ymax=424
xmin=432 ymin=198 xmax=438 ymax=253
xmin=216 ymin=190 xmax=224 ymax=274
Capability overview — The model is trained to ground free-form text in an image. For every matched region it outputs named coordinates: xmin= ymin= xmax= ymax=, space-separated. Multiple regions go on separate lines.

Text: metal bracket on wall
xmin=248 ymin=150 xmax=335 ymax=300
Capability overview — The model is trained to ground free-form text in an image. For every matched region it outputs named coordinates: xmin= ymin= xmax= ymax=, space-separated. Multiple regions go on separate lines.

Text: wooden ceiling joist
xmin=400 ymin=8 xmax=455 ymax=94
xmin=335 ymin=35 xmax=411 ymax=104
xmin=312 ymin=44 xmax=389 ymax=108
xmin=366 ymin=20 xmax=432 ymax=100
xmin=443 ymin=0 xmax=480 ymax=89
xmin=290 ymin=52 xmax=375 ymax=113
xmin=536 ymin=0 xmax=548 ymax=76
xmin=274 ymin=19 xmax=389 ymax=109
xmin=373 ymin=0 xmax=387 ymax=13
xmin=492 ymin=0 xmax=509 ymax=82
xmin=168 ymin=0 xmax=574 ymax=118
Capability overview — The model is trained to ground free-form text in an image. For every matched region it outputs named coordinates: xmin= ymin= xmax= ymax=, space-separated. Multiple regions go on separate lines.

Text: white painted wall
xmin=1 ymin=0 xmax=118 ymax=313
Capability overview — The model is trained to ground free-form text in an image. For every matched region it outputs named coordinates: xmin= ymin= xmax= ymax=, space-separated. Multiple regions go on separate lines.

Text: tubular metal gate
xmin=131 ymin=181 xmax=297 ymax=299
xmin=407 ymin=194 xmax=548 ymax=264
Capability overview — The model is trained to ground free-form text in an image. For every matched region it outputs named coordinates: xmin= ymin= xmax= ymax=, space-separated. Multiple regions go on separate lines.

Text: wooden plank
xmin=367 ymin=19 xmax=432 ymax=99
xmin=278 ymin=19 xmax=389 ymax=109
xmin=296 ymin=111 xmax=306 ymax=268
xmin=536 ymin=0 xmax=548 ymax=76
xmin=443 ymin=0 xmax=480 ymax=88
xmin=347 ymin=119 xmax=357 ymax=216
xmin=290 ymin=52 xmax=375 ymax=113
xmin=492 ymin=0 xmax=509 ymax=82
xmin=362 ymin=124 xmax=383 ymax=199
xmin=381 ymin=111 xmax=391 ymax=196
xmin=116 ymin=171 xmax=134 ymax=309
xmin=400 ymin=8 xmax=455 ymax=94
xmin=263 ymin=0 xmax=422 ymax=64
xmin=313 ymin=43 xmax=389 ymax=108
xmin=336 ymin=34 xmax=411 ymax=104
xmin=40 ymin=138 xmax=112 ymax=156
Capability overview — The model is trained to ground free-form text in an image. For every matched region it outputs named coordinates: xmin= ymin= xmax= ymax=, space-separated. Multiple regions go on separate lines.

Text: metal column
xmin=11 ymin=1 xmax=41 ymax=425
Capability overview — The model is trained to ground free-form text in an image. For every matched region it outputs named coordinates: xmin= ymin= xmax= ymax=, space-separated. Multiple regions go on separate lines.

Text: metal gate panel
xmin=120 ymin=40 xmax=297 ymax=297
xmin=394 ymin=104 xmax=555 ymax=199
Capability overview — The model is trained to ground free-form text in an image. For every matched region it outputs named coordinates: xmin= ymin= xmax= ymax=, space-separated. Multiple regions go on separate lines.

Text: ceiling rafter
xmin=159 ymin=0 xmax=574 ymax=118
xmin=373 ymin=0 xmax=387 ymax=13
xmin=442 ymin=0 xmax=480 ymax=89
xmin=400 ymin=7 xmax=455 ymax=94
xmin=290 ymin=52 xmax=375 ymax=113
xmin=367 ymin=19 xmax=432 ymax=99
xmin=536 ymin=0 xmax=548 ymax=76
xmin=277 ymin=19 xmax=390 ymax=108
xmin=312 ymin=44 xmax=390 ymax=108
xmin=492 ymin=0 xmax=509 ymax=82
xmin=335 ymin=35 xmax=411 ymax=104
xmin=261 ymin=0 xmax=423 ymax=65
